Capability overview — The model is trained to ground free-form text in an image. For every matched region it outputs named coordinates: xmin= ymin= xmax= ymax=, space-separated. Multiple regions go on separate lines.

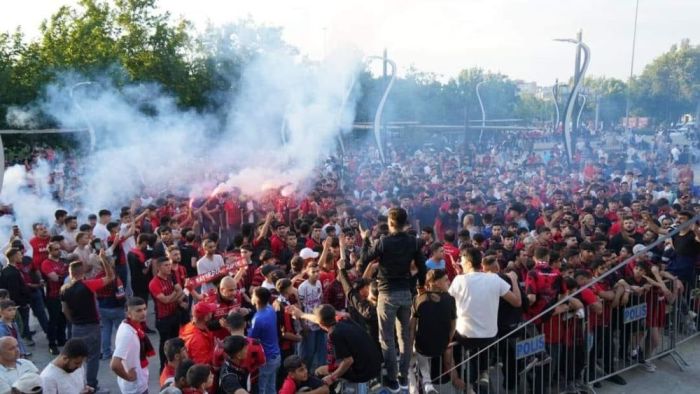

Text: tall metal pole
xmin=69 ymin=81 xmax=96 ymax=152
xmin=476 ymin=81 xmax=486 ymax=144
xmin=552 ymin=80 xmax=560 ymax=131
xmin=625 ymin=0 xmax=640 ymax=135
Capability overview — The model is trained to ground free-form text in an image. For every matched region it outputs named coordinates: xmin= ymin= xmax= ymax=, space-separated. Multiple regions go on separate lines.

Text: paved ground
xmin=597 ymin=338 xmax=700 ymax=394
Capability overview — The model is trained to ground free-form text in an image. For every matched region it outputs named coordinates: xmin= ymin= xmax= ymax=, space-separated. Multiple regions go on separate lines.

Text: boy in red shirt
xmin=279 ymin=355 xmax=329 ymax=394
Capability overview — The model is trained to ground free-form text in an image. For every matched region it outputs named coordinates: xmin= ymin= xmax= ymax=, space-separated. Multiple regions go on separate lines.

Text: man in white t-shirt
xmin=297 ymin=262 xmax=326 ymax=370
xmin=196 ymin=239 xmax=225 ymax=293
xmin=448 ymin=249 xmax=521 ymax=390
xmin=92 ymin=209 xmax=112 ymax=242
xmin=110 ymin=297 xmax=152 ymax=394
xmin=40 ymin=338 xmax=91 ymax=394
xmin=0 ymin=336 xmax=39 ymax=393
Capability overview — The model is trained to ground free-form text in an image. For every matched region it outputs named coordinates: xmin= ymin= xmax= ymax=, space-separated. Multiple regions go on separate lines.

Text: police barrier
xmin=419 ymin=215 xmax=700 ymax=394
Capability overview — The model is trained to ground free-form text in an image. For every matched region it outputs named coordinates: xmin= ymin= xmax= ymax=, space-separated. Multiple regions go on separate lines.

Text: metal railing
xmin=410 ymin=215 xmax=700 ymax=394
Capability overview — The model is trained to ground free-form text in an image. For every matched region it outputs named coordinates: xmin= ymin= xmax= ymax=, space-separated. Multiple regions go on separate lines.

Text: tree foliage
xmin=0 ymin=0 xmax=698 ymax=133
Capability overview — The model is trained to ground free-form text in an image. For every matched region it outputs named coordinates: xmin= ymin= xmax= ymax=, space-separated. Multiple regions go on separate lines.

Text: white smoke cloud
xmin=5 ymin=106 xmax=42 ymax=129
xmin=0 ymin=34 xmax=362 ymax=231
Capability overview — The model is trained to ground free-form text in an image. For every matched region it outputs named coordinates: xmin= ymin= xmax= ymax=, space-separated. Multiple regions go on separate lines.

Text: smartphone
xmin=94 ymin=241 xmax=103 ymax=251
xmin=12 ymin=225 xmax=19 ymax=236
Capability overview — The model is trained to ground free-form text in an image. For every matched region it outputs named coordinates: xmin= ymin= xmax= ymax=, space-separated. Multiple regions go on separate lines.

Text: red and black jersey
xmin=525 ymin=262 xmax=564 ymax=322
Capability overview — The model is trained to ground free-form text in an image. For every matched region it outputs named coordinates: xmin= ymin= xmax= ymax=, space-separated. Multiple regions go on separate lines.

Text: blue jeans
xmin=301 ymin=329 xmax=327 ymax=371
xmin=258 ymin=354 xmax=281 ymax=394
xmin=341 ymin=380 xmax=369 ymax=394
xmin=72 ymin=323 xmax=101 ymax=389
xmin=99 ymin=307 xmax=124 ymax=357
xmin=377 ymin=290 xmax=412 ymax=383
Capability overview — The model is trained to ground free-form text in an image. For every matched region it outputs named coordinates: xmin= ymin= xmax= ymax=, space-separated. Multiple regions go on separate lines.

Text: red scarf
xmin=130 ymin=248 xmax=147 ymax=264
xmin=124 ymin=318 xmax=155 ymax=368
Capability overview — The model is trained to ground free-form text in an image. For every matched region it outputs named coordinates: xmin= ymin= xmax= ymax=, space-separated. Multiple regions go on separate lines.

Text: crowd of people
xmin=0 ymin=127 xmax=698 ymax=394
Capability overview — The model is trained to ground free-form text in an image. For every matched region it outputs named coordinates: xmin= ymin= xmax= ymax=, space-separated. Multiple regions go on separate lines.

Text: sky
xmin=1 ymin=0 xmax=699 ymax=85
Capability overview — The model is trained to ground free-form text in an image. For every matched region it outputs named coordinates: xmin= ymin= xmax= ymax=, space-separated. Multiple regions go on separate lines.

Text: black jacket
xmin=360 ymin=232 xmax=426 ymax=292
xmin=0 ymin=265 xmax=31 ymax=306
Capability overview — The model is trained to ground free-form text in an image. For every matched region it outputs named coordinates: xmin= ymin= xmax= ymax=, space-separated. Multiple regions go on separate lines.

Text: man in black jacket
xmin=0 ymin=248 xmax=34 ymax=346
xmin=360 ymin=207 xmax=426 ymax=392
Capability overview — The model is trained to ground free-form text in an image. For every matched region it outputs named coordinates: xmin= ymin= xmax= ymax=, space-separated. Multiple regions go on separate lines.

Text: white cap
xmin=299 ymin=248 xmax=319 ymax=260
xmin=12 ymin=372 xmax=42 ymax=393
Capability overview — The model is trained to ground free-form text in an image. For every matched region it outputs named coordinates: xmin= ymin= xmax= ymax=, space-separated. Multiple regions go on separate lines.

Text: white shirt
xmin=298 ymin=280 xmax=323 ymax=331
xmin=113 ymin=322 xmax=149 ymax=394
xmin=448 ymin=272 xmax=510 ymax=338
xmin=40 ymin=363 xmax=86 ymax=394
xmin=61 ymin=228 xmax=79 ymax=251
xmin=119 ymin=223 xmax=137 ymax=259
xmin=197 ymin=254 xmax=225 ymax=293
xmin=92 ymin=223 xmax=109 ymax=242
xmin=0 ymin=359 xmax=38 ymax=393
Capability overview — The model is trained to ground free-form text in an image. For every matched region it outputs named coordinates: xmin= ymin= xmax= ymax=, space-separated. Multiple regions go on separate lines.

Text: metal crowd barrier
xmin=404 ymin=216 xmax=700 ymax=394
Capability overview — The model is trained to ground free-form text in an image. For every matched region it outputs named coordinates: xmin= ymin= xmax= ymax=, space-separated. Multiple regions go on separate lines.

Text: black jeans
xmin=455 ymin=334 xmax=496 ymax=384
xmin=45 ymin=298 xmax=66 ymax=347
xmin=156 ymin=314 xmax=181 ymax=371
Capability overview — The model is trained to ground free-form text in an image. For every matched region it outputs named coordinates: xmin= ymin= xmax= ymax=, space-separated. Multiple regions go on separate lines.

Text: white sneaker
xmin=424 ymin=384 xmax=438 ymax=394
xmin=643 ymin=361 xmax=657 ymax=373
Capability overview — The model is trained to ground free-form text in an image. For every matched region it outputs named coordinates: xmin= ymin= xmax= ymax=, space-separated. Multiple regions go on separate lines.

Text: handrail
xmin=437 ymin=214 xmax=700 ymax=380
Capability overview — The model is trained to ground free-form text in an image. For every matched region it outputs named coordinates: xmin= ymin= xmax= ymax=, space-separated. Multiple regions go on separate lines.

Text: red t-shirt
xmin=279 ymin=378 xmax=298 ymax=394
xmin=40 ymin=258 xmax=67 ymax=299
xmin=223 ymin=200 xmax=242 ymax=227
xmin=270 ymin=235 xmax=285 ymax=258
xmin=160 ymin=364 xmax=175 ymax=387
xmin=149 ymin=275 xmax=178 ymax=319
xmin=30 ymin=237 xmax=50 ymax=271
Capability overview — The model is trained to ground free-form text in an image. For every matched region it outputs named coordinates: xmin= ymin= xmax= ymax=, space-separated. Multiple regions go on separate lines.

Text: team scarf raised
xmin=124 ymin=318 xmax=155 ymax=368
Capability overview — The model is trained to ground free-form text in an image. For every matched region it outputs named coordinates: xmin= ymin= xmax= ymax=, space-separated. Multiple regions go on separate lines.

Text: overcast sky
xmin=2 ymin=0 xmax=699 ymax=84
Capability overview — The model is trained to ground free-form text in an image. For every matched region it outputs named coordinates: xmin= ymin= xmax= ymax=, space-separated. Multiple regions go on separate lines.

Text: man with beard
xmin=608 ymin=216 xmax=642 ymax=253
xmin=40 ymin=338 xmax=91 ymax=394
xmin=29 ymin=223 xmax=51 ymax=272
xmin=153 ymin=227 xmax=176 ymax=259
xmin=60 ymin=216 xmax=80 ymax=253
xmin=149 ymin=257 xmax=186 ymax=371
xmin=40 ymin=241 xmax=68 ymax=355
xmin=128 ymin=234 xmax=154 ymax=320
xmin=203 ymin=275 xmax=250 ymax=340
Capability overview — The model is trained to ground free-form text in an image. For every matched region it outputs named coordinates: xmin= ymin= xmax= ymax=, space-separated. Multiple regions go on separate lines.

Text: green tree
xmin=632 ymin=39 xmax=700 ymax=123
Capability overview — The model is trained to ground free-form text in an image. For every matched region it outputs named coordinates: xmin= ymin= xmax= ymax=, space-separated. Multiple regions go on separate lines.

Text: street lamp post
xmin=69 ymin=81 xmax=96 ymax=152
xmin=625 ymin=0 xmax=640 ymax=136
xmin=476 ymin=81 xmax=486 ymax=143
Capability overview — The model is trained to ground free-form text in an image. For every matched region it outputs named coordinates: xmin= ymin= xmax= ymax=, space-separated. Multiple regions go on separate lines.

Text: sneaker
xmin=383 ymin=379 xmax=400 ymax=393
xmin=24 ymin=339 xmax=35 ymax=347
xmin=21 ymin=352 xmax=32 ymax=358
xmin=398 ymin=376 xmax=408 ymax=389
xmin=479 ymin=371 xmax=490 ymax=385
xmin=606 ymin=375 xmax=627 ymax=385
xmin=49 ymin=346 xmax=59 ymax=355
xmin=643 ymin=361 xmax=656 ymax=373
xmin=145 ymin=327 xmax=156 ymax=334
xmin=424 ymin=384 xmax=438 ymax=394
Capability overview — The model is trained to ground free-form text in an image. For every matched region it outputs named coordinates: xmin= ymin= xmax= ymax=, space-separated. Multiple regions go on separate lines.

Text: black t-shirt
xmin=497 ymin=273 xmax=526 ymax=333
xmin=179 ymin=244 xmax=199 ymax=278
xmin=412 ymin=291 xmax=456 ymax=357
xmin=330 ymin=320 xmax=381 ymax=383
xmin=218 ymin=360 xmax=248 ymax=394
xmin=60 ymin=280 xmax=100 ymax=325
xmin=673 ymin=231 xmax=700 ymax=257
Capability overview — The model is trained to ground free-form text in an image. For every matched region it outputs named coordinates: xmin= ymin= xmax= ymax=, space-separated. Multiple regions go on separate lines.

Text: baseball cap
xmin=261 ymin=264 xmax=277 ymax=277
xmin=632 ymin=244 xmax=647 ymax=256
xmin=193 ymin=302 xmax=217 ymax=319
xmin=299 ymin=248 xmax=319 ymax=260
xmin=12 ymin=372 xmax=42 ymax=393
